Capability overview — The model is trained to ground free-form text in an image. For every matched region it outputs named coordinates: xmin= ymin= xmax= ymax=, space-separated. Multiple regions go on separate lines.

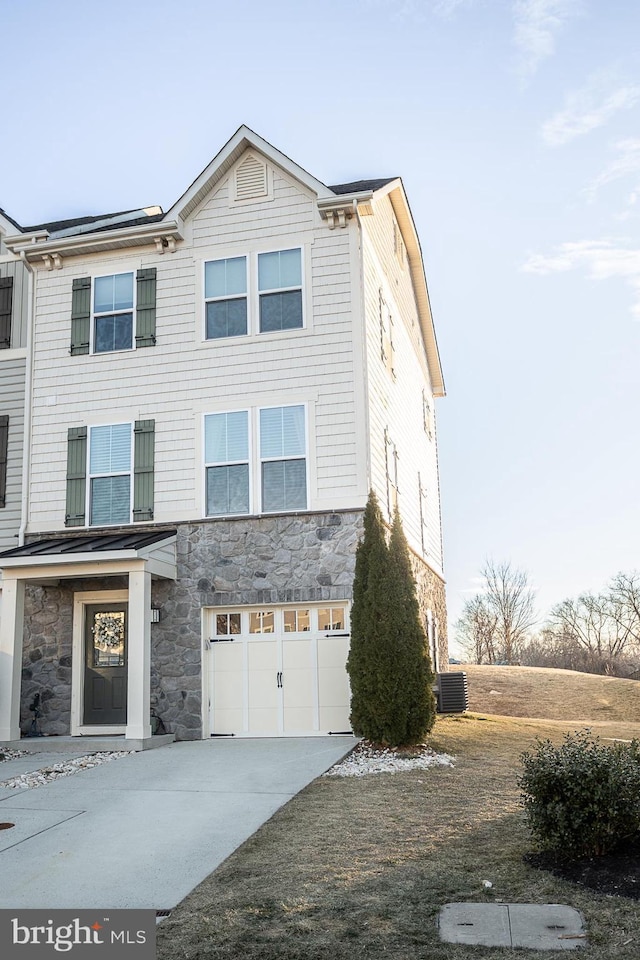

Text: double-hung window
xmin=204 ymin=247 xmax=303 ymax=340
xmin=70 ymin=268 xmax=156 ymax=355
xmin=93 ymin=273 xmax=134 ymax=352
xmin=258 ymin=249 xmax=302 ymax=332
xmin=204 ymin=404 xmax=307 ymax=516
xmin=205 ymin=411 xmax=250 ymax=515
xmin=89 ymin=424 xmax=132 ymax=525
xmin=205 ymin=257 xmax=247 ymax=339
xmin=260 ymin=405 xmax=306 ymax=512
xmin=65 ymin=420 xmax=155 ymax=527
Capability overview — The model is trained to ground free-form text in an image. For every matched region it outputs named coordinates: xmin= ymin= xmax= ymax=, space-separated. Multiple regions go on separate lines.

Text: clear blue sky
xmin=2 ymin=0 xmax=640 ymax=650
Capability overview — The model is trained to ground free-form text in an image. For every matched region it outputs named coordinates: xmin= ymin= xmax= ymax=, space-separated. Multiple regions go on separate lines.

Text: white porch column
xmin=126 ymin=569 xmax=152 ymax=741
xmin=0 ymin=578 xmax=26 ymax=742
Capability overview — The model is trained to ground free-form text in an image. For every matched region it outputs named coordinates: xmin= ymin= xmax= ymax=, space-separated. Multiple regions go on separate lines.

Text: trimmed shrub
xmin=519 ymin=730 xmax=640 ymax=858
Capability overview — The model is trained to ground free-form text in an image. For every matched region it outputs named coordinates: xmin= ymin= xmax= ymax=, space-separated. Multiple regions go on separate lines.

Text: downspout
xmin=18 ymin=251 xmax=35 ymax=546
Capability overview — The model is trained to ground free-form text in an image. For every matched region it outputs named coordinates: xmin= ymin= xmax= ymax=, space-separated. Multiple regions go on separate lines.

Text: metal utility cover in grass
xmin=439 ymin=903 xmax=587 ymax=950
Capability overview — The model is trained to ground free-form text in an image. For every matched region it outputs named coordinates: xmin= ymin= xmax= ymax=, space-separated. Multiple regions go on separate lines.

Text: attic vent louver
xmin=235 ymin=155 xmax=268 ymax=201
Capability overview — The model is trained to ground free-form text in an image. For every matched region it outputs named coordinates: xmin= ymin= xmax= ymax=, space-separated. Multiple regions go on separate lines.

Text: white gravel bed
xmin=0 ymin=749 xmax=28 ymax=762
xmin=324 ymin=742 xmax=455 ymax=777
xmin=0 ymin=752 xmax=131 ymax=791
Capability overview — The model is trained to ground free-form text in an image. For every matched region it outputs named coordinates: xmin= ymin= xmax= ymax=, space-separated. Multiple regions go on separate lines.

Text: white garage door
xmin=206 ymin=605 xmax=351 ymax=737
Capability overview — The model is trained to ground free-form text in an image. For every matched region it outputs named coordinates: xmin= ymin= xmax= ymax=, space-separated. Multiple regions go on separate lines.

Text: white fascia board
xmin=0 ymin=211 xmax=23 ymax=236
xmin=1 ymin=543 xmax=177 ymax=581
xmin=317 ymin=191 xmax=375 ymax=217
xmin=1 ymin=558 xmax=147 ymax=580
xmin=166 ymin=124 xmax=335 ymax=223
xmin=4 ymin=221 xmax=182 ymax=260
xmin=384 ymin=182 xmax=446 ymax=398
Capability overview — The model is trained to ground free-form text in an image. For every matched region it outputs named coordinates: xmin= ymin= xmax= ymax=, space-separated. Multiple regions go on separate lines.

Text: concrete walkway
xmin=0 ymin=737 xmax=356 ymax=910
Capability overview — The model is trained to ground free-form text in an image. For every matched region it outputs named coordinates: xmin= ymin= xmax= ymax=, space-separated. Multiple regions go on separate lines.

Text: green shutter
xmin=65 ymin=426 xmax=87 ymax=526
xmin=135 ymin=268 xmax=156 ymax=347
xmin=133 ymin=419 xmax=155 ymax=521
xmin=0 ymin=415 xmax=8 ymax=508
xmin=0 ymin=276 xmax=13 ymax=349
xmin=70 ymin=277 xmax=91 ymax=355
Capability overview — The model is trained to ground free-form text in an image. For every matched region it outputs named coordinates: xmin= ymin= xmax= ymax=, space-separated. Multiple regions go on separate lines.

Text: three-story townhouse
xmin=0 ymin=126 xmax=447 ymax=745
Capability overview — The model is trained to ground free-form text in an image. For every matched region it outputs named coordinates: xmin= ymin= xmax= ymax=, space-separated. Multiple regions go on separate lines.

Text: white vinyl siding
xmin=0 ymin=260 xmax=29 ymax=349
xmin=28 ymin=165 xmax=362 ymax=532
xmin=362 ymin=195 xmax=444 ymax=573
xmin=0 ymin=356 xmax=26 ymax=549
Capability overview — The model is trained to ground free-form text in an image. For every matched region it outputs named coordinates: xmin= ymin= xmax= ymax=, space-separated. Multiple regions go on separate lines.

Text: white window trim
xmin=422 ymin=390 xmax=433 ymax=439
xmin=379 ymin=290 xmax=396 ymax=380
xmin=86 ymin=422 xmax=134 ymax=528
xmin=203 ymin=408 xmax=252 ymax=518
xmin=203 ymin=257 xmax=249 ymax=341
xmin=202 ymin=403 xmax=309 ymax=518
xmin=201 ymin=244 xmax=308 ymax=343
xmin=258 ymin=402 xmax=309 ymax=515
xmin=256 ymin=247 xmax=305 ymax=335
xmin=71 ymin=589 xmax=129 ymax=737
xmin=89 ymin=269 xmax=137 ymax=355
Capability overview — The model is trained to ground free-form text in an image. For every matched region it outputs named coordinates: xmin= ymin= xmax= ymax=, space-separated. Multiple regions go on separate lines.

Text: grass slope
xmin=462 ymin=663 xmax=640 ymax=722
xmin=157 ymin=713 xmax=640 ymax=960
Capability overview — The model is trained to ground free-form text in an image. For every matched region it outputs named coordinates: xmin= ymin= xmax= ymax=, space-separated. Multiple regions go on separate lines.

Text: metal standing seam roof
xmin=0 ymin=530 xmax=177 ymax=559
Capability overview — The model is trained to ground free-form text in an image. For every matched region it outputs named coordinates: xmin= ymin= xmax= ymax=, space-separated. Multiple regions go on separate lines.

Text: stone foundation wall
xmin=20 ymin=511 xmax=363 ymax=740
xmin=410 ymin=553 xmax=449 ymax=672
xmin=19 ymin=510 xmax=448 ymax=740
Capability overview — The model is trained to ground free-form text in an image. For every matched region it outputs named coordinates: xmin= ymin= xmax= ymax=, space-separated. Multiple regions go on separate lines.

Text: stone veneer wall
xmin=19 ymin=510 xmax=448 ymax=740
xmin=410 ymin=553 xmax=449 ymax=673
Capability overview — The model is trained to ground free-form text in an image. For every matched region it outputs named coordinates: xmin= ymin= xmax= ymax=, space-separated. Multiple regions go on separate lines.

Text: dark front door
xmin=83 ymin=604 xmax=128 ymax=725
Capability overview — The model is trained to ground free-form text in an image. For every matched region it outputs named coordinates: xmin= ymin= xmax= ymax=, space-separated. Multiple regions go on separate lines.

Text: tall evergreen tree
xmin=347 ymin=490 xmax=390 ymax=738
xmin=347 ymin=493 xmax=437 ymax=745
xmin=384 ymin=507 xmax=436 ymax=742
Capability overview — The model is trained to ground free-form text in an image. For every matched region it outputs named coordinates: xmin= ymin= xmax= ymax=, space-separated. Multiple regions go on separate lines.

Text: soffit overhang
xmin=3 ymin=221 xmax=183 ymax=264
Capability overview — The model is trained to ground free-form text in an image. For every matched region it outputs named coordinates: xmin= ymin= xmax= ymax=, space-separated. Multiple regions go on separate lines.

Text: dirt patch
xmin=525 ymin=844 xmax=640 ymax=900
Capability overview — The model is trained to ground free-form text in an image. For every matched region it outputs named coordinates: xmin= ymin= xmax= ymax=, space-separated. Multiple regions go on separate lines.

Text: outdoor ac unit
xmin=436 ymin=671 xmax=468 ymax=714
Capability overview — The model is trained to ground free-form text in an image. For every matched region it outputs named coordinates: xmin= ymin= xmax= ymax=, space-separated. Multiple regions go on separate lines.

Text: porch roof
xmin=0 ymin=530 xmax=178 ymax=580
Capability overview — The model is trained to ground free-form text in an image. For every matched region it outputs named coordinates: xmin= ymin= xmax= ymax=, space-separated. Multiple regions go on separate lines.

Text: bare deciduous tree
xmin=456 ymin=560 xmax=536 ymax=664
xmin=537 ymin=577 xmax=640 ymax=675
xmin=455 ymin=595 xmax=498 ymax=664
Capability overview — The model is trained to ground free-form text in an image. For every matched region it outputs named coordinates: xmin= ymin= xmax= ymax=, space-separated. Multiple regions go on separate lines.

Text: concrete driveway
xmin=0 ymin=737 xmax=356 ymax=910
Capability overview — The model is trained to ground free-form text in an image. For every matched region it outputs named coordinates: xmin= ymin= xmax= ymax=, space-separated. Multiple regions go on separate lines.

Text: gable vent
xmin=235 ymin=155 xmax=268 ymax=201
